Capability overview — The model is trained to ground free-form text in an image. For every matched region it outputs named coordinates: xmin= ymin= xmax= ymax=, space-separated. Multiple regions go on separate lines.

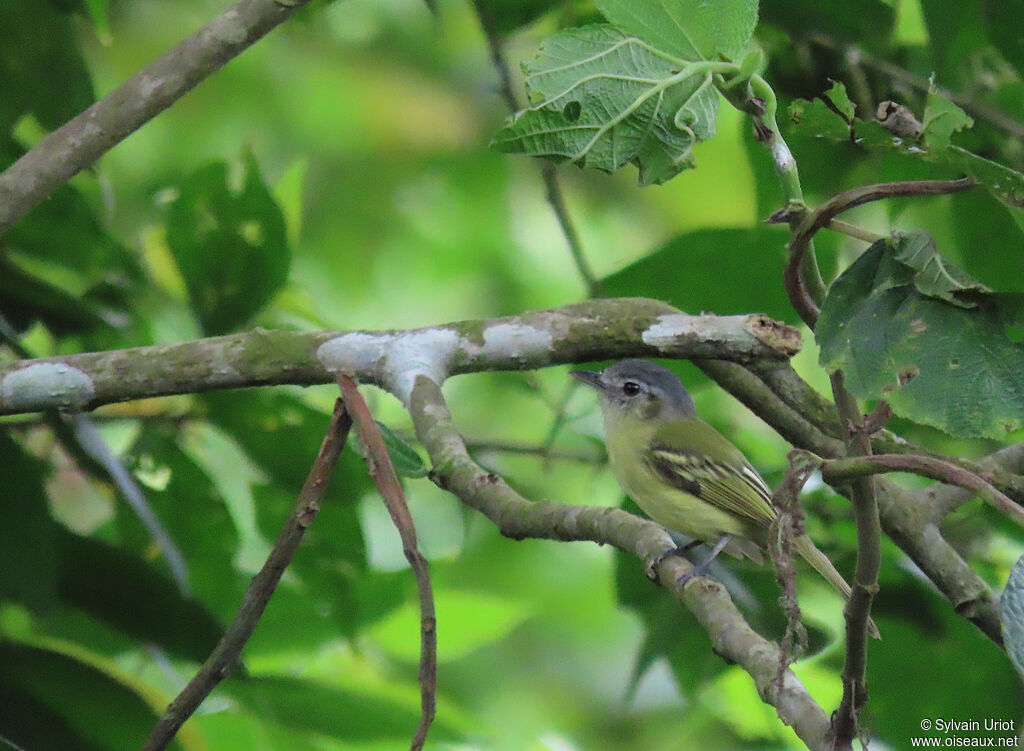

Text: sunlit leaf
xmin=492 ymin=25 xmax=719 ymax=185
xmin=593 ymin=0 xmax=758 ymax=61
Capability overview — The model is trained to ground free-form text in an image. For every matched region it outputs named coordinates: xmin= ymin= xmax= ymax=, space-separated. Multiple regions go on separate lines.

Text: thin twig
xmin=780 ymin=178 xmax=975 ymax=329
xmin=927 ymin=441 xmax=1024 ymax=519
xmin=0 ymin=0 xmax=312 ymax=238
xmin=769 ymin=450 xmax=818 ymax=690
xmin=828 ymin=372 xmax=879 ymax=750
xmin=821 ymin=453 xmax=1024 ymax=528
xmin=338 ymin=374 xmax=436 ymax=751
xmin=825 ymin=218 xmax=886 ymax=244
xmin=471 ymin=0 xmax=602 ymax=296
xmin=142 ymin=397 xmax=353 ymax=751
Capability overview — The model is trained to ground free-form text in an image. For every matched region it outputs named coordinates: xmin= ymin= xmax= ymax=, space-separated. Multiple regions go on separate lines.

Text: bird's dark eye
xmin=622 ymin=381 xmax=641 ymax=396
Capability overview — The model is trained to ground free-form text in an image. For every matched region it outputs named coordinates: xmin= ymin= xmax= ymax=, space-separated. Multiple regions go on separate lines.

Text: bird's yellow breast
xmin=602 ymin=409 xmax=755 ymax=544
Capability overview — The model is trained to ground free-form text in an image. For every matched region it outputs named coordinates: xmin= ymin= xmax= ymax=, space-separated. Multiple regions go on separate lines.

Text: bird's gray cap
xmin=571 ymin=359 xmax=697 ymax=418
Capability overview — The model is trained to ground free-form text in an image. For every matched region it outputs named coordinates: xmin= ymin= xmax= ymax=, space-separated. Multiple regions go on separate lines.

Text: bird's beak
xmin=570 ymin=369 xmax=604 ymax=391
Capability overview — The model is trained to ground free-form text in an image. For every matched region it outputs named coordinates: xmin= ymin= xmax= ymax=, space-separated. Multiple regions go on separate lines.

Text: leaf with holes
xmin=817 ymin=239 xmax=1024 ymax=438
xmin=922 ymin=80 xmax=973 ymax=150
xmin=491 ymin=25 xmax=719 ymax=185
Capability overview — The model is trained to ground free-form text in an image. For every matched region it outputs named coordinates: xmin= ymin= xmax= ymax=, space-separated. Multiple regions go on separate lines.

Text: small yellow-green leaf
xmin=375 ymin=421 xmax=427 ymax=478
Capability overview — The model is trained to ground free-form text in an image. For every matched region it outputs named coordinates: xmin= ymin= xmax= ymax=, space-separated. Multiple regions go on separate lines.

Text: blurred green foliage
xmin=2 ymin=0 xmax=1024 ymax=749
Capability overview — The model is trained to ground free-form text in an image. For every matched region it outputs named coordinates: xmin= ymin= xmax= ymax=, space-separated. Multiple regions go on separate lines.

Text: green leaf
xmin=869 ymin=572 xmax=1020 ymax=745
xmin=1002 ymin=553 xmax=1024 ymax=682
xmin=56 ymin=530 xmax=226 ymax=663
xmin=0 ymin=432 xmax=58 ymax=612
xmin=945 ymin=147 xmax=1024 ymax=234
xmin=824 ymin=79 xmax=855 ymax=121
xmin=760 ymin=0 xmax=893 ymax=42
xmin=602 ymin=227 xmax=797 ymax=323
xmin=816 ymin=239 xmax=1024 ymax=438
xmin=473 ymin=0 xmax=564 ymax=34
xmin=788 ymin=82 xmax=1024 ymax=235
xmin=227 ymin=675 xmax=457 ymax=742
xmin=0 ymin=642 xmax=166 ymax=751
xmin=922 ymin=82 xmax=974 ymax=150
xmin=165 ymin=153 xmax=290 ymax=335
xmin=375 ymin=421 xmax=428 ymax=478
xmin=0 ymin=1 xmax=95 ymax=132
xmin=890 ymin=231 xmax=990 ymax=307
xmin=788 ymin=92 xmax=851 ymax=141
xmin=491 ymin=25 xmax=719 ymax=185
xmin=202 ymin=391 xmax=370 ymax=638
xmin=122 ymin=427 xmax=242 ymax=618
xmin=593 ymin=0 xmax=758 ymax=61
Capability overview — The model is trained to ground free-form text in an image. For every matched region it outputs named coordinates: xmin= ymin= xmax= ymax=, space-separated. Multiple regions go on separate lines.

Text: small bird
xmin=572 ymin=359 xmax=878 ymax=637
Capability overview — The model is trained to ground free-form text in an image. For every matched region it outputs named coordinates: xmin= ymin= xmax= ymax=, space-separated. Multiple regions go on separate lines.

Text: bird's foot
xmin=673 ymin=534 xmax=733 ymax=589
xmin=644 ymin=540 xmax=703 ymax=581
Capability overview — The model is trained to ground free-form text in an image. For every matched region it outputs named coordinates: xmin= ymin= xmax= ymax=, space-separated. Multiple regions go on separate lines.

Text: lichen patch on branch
xmin=1 ymin=362 xmax=94 ymax=412
xmin=480 ymin=322 xmax=554 ymax=360
xmin=317 ymin=328 xmax=462 ymax=405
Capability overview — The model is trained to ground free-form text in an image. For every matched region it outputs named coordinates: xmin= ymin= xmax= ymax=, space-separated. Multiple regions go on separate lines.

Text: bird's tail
xmin=793 ymin=535 xmax=881 ymax=639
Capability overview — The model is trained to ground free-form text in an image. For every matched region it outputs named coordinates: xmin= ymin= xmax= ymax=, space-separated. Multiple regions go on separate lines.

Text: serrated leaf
xmin=593 ymin=0 xmax=758 ymax=61
xmin=375 ymin=421 xmax=428 ymax=478
xmin=922 ymin=82 xmax=973 ymax=150
xmin=1001 ymin=553 xmax=1024 ymax=682
xmin=890 ymin=232 xmax=990 ymax=307
xmin=492 ymin=25 xmax=718 ymax=185
xmin=788 ymin=95 xmax=851 ymax=141
xmin=823 ymin=79 xmax=855 ymax=120
xmin=817 ymin=240 xmax=1024 ymax=438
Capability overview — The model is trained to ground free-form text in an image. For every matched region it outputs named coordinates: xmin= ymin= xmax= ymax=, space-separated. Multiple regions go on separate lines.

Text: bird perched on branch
xmin=572 ymin=359 xmax=878 ymax=638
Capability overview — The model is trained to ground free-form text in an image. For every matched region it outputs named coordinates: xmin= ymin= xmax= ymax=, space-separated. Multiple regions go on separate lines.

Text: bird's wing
xmin=646 ymin=420 xmax=777 ymax=529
